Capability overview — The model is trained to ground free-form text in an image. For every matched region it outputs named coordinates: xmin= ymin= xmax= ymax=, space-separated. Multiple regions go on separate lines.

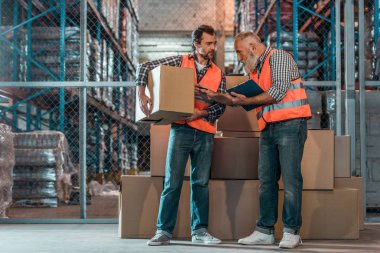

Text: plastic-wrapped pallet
xmin=0 ymin=124 xmax=15 ymax=218
xmin=13 ymin=131 xmax=75 ymax=207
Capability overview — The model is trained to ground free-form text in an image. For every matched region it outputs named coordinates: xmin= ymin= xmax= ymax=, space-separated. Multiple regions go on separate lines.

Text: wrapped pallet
xmin=13 ymin=131 xmax=75 ymax=207
xmin=0 ymin=124 xmax=15 ymax=218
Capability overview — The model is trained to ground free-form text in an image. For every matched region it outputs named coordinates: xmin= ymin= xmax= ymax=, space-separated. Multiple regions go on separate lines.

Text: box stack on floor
xmin=119 ymin=73 xmax=362 ymax=240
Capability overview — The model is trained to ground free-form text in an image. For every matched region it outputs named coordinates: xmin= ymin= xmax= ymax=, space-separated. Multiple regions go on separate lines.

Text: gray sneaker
xmin=192 ymin=231 xmax=221 ymax=244
xmin=238 ymin=230 xmax=275 ymax=245
xmin=147 ymin=232 xmax=170 ymax=246
xmin=279 ymin=232 xmax=302 ymax=249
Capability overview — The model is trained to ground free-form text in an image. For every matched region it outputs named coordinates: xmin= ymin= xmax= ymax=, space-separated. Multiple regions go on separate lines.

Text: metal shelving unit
xmin=234 ymin=0 xmax=337 ymax=82
xmin=0 ymin=0 xmax=139 ymax=199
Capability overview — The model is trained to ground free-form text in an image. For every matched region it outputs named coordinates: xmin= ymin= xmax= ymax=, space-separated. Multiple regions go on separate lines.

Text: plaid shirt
xmin=136 ymin=53 xmax=226 ymax=123
xmin=256 ymin=47 xmax=301 ymax=102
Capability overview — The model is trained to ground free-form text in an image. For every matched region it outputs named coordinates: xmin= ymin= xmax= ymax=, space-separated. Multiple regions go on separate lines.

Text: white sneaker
xmin=279 ymin=232 xmax=302 ymax=249
xmin=147 ymin=232 xmax=170 ymax=246
xmin=192 ymin=231 xmax=221 ymax=244
xmin=238 ymin=230 xmax=275 ymax=245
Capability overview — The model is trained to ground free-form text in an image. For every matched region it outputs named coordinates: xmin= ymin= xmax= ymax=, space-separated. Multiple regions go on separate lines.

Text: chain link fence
xmin=363 ymin=0 xmax=380 ymax=217
xmin=366 ymin=0 xmax=379 ymax=81
xmin=0 ymin=0 xmax=139 ymax=218
xmin=0 ymin=0 xmax=379 ymax=218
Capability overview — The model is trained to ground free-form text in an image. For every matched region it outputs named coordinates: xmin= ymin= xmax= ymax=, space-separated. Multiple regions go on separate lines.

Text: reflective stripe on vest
xmin=250 ymin=49 xmax=311 ymax=131
xmin=256 ymin=98 xmax=309 ymax=120
xmin=176 ymin=54 xmax=222 ymax=134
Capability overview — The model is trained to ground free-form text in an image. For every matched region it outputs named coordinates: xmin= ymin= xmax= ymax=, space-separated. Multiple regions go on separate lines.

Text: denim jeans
xmin=156 ymin=124 xmax=214 ymax=237
xmin=256 ymin=118 xmax=307 ymax=235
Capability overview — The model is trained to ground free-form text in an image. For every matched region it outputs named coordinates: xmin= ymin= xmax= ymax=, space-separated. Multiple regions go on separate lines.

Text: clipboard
xmin=227 ymin=79 xmax=264 ymax=111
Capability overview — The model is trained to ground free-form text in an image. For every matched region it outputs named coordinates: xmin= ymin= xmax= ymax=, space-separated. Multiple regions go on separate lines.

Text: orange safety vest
xmin=176 ymin=54 xmax=222 ymax=134
xmin=250 ymin=49 xmax=311 ymax=131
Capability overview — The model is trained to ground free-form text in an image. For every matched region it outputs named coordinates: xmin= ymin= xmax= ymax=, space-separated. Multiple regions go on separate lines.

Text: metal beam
xmin=59 ymin=0 xmax=66 ymax=132
xmin=365 ymin=81 xmax=380 ymax=87
xmin=79 ymin=0 xmax=88 ymax=219
xmin=335 ymin=0 xmax=342 ymax=136
xmin=293 ymin=0 xmax=299 ymax=63
xmin=358 ymin=0 xmax=367 ymax=223
xmin=344 ymin=0 xmax=356 ymax=175
xmin=0 ymin=81 xmax=136 ymax=87
xmin=375 ymin=0 xmax=379 ymax=44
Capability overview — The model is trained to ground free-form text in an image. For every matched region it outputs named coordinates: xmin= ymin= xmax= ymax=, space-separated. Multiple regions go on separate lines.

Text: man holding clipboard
xmin=198 ymin=32 xmax=311 ymax=249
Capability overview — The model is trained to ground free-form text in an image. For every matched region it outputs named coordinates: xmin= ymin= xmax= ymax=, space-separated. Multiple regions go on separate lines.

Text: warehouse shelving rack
xmin=235 ymin=0 xmax=337 ymax=82
xmin=0 ymin=0 xmax=139 ymax=220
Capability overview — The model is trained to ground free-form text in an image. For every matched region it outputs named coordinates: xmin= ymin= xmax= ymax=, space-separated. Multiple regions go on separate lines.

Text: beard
xmin=243 ymin=51 xmax=259 ymax=73
xmin=198 ymin=48 xmax=214 ymax=60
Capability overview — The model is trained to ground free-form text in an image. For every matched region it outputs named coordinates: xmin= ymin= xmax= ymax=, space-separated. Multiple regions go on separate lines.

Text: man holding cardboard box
xmin=199 ymin=32 xmax=311 ymax=249
xmin=136 ymin=25 xmax=226 ymax=246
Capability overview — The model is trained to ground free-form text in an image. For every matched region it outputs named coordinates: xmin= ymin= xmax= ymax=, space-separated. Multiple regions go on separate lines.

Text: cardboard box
xmin=150 ymin=125 xmax=190 ymax=177
xmin=275 ymin=188 xmax=359 ymax=239
xmin=208 ymin=180 xmax=260 ymax=240
xmin=279 ymin=130 xmax=335 ymax=190
xmin=335 ymin=177 xmax=364 ymax=230
xmin=119 ymin=176 xmax=162 ymax=238
xmin=211 ymin=137 xmax=259 ymax=179
xmin=335 ymin=135 xmax=351 ymax=178
xmin=217 ymin=76 xmax=260 ymax=132
xmin=222 ymin=131 xmax=261 ymax=138
xmin=119 ymin=176 xmax=191 ymax=239
xmin=135 ymin=65 xmax=194 ymax=125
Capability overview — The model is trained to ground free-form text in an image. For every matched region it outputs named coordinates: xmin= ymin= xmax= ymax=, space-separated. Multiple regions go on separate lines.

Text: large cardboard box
xmin=211 ymin=137 xmax=259 ymax=179
xmin=119 ymin=176 xmax=162 ymax=238
xmin=119 ymin=176 xmax=191 ymax=239
xmin=335 ymin=135 xmax=351 ymax=178
xmin=222 ymin=131 xmax=261 ymax=138
xmin=217 ymin=76 xmax=260 ymax=132
xmin=208 ymin=180 xmax=260 ymax=240
xmin=150 ymin=125 xmax=190 ymax=177
xmin=135 ymin=65 xmax=194 ymax=125
xmin=280 ymin=130 xmax=335 ymax=190
xmin=275 ymin=189 xmax=359 ymax=240
xmin=335 ymin=177 xmax=364 ymax=230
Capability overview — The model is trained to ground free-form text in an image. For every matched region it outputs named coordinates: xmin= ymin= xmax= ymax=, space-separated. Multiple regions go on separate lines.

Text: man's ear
xmin=248 ymin=43 xmax=256 ymax=52
xmin=194 ymin=41 xmax=200 ymax=50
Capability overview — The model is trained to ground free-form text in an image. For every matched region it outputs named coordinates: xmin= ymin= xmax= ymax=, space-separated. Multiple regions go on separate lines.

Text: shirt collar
xmin=189 ymin=52 xmax=213 ymax=69
xmin=256 ymin=47 xmax=272 ymax=72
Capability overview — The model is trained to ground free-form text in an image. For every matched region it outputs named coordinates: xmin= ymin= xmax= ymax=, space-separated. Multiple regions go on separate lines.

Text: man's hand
xmin=196 ymin=86 xmax=234 ymax=106
xmin=230 ymin=91 xmax=249 ymax=106
xmin=185 ymin=109 xmax=208 ymax=122
xmin=137 ymin=86 xmax=152 ymax=116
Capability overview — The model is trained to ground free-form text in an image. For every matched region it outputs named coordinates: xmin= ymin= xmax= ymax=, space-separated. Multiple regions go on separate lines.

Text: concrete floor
xmin=0 ymin=224 xmax=379 ymax=253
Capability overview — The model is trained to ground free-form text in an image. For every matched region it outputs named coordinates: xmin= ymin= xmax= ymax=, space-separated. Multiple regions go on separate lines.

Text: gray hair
xmin=235 ymin=32 xmax=261 ymax=44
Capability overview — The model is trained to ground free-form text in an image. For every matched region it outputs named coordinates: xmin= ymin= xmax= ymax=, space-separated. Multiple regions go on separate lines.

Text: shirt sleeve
xmin=267 ymin=50 xmax=299 ymax=102
xmin=135 ymin=55 xmax=183 ymax=86
xmin=205 ymin=72 xmax=226 ymax=123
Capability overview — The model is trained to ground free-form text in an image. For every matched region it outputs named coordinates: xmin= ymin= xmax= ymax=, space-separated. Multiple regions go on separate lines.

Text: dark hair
xmin=191 ymin=25 xmax=216 ymax=51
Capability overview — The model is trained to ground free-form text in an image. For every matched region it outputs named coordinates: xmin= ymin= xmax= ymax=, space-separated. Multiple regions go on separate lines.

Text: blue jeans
xmin=156 ymin=124 xmax=214 ymax=237
xmin=256 ymin=118 xmax=307 ymax=235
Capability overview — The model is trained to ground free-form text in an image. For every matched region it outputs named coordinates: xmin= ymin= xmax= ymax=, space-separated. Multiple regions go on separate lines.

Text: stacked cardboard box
xmin=333 ymin=135 xmax=364 ymax=231
xmin=211 ymin=76 xmax=261 ymax=180
xmin=120 ymin=75 xmax=362 ymax=241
